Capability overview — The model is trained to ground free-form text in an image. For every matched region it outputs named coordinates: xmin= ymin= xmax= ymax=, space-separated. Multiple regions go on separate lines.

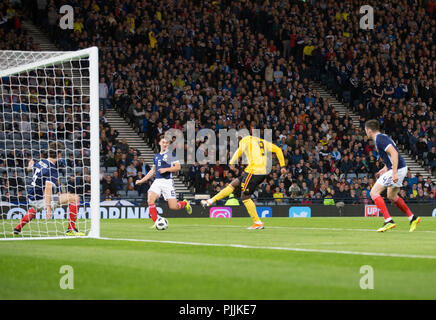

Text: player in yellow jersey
xmin=202 ymin=135 xmax=287 ymax=229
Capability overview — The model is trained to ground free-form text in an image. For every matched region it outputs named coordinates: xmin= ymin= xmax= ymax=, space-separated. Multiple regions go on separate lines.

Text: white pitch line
xmin=293 ymin=242 xmax=348 ymax=246
xmin=175 ymin=223 xmax=436 ymax=234
xmin=97 ymin=237 xmax=436 ymax=260
xmin=0 ymin=236 xmax=86 ymax=241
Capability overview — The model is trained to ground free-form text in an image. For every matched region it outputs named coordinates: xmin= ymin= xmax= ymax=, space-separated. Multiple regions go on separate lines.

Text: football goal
xmin=0 ymin=47 xmax=100 ymax=239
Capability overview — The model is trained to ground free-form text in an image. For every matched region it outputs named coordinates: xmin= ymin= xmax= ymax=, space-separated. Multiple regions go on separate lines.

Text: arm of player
xmin=386 ymin=145 xmax=399 ymax=183
xmin=271 ymin=143 xmax=287 ymax=174
xmin=159 ymin=161 xmax=181 ymax=174
xmin=27 ymin=159 xmax=34 ymax=172
xmin=136 ymin=165 xmax=156 ymax=185
xmin=45 ymin=180 xmax=54 ymax=220
xmin=228 ymin=145 xmax=243 ymax=171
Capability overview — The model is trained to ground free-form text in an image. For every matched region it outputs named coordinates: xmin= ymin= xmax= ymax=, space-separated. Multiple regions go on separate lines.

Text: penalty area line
xmin=97 ymin=237 xmax=436 ymax=260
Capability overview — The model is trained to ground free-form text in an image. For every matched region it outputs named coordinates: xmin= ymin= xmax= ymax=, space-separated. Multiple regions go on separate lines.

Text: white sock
xmin=408 ymin=214 xmax=414 ymax=222
xmin=384 ymin=218 xmax=392 ymax=223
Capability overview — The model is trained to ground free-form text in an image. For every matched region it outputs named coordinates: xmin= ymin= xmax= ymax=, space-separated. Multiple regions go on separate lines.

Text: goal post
xmin=0 ymin=47 xmax=100 ymax=239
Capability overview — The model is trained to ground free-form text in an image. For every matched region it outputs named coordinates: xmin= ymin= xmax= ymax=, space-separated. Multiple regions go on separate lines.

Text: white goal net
xmin=0 ymin=47 xmax=100 ymax=239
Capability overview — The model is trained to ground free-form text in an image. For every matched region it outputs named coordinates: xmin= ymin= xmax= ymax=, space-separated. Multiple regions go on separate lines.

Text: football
xmin=155 ymin=217 xmax=168 ymax=230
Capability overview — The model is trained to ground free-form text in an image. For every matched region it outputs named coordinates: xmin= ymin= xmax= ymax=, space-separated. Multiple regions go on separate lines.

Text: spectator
xmin=225 ymin=194 xmax=240 ymax=206
xmin=103 ymin=150 xmax=116 ymax=168
xmin=424 ymin=177 xmax=434 ymax=193
xmin=133 ymin=103 xmax=146 ymax=130
xmin=102 ymin=175 xmax=117 ymax=196
xmin=360 ymin=192 xmax=369 ymax=205
xmin=117 ymin=154 xmax=128 ymax=169
xmin=288 ymin=181 xmax=301 ymax=198
xmin=112 ymin=171 xmax=124 ymax=192
xmin=427 ymin=146 xmax=436 ymax=173
xmin=99 ymin=77 xmax=109 ymax=113
xmin=103 ymin=188 xmax=113 ymax=201
xmin=273 ymin=187 xmax=284 ymax=203
xmin=273 ymin=65 xmax=283 ymax=84
xmin=117 ymin=138 xmax=129 ymax=154
xmin=126 ymin=176 xmax=135 ymax=192
xmin=335 ymin=184 xmax=349 ymax=201
xmin=117 ymin=164 xmax=127 ymax=179
xmin=126 ymin=163 xmax=137 ymax=178
xmin=194 ymin=166 xmax=207 ymax=193
xmin=405 ymin=172 xmax=418 ymax=188
xmin=67 ymin=175 xmax=77 ymax=194
xmin=416 ymin=137 xmax=428 ymax=162
xmin=331 ymin=146 xmax=341 ymax=161
xmin=323 ymin=193 xmax=335 ymax=206
xmin=349 ymin=189 xmax=359 ymax=204
xmin=415 ymin=189 xmax=427 ymax=202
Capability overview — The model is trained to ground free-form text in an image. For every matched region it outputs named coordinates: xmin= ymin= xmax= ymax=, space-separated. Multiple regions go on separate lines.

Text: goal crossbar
xmin=0 ymin=47 xmax=96 ymax=77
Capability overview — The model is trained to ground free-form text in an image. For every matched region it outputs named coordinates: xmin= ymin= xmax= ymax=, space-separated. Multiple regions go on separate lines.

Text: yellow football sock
xmin=211 ymin=185 xmax=235 ymax=203
xmin=242 ymin=199 xmax=261 ymax=223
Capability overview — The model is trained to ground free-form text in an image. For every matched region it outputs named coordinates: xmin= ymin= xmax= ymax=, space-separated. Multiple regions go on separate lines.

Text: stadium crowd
xmin=0 ymin=2 xmax=97 ymax=203
xmin=1 ymin=0 xmax=435 ymax=204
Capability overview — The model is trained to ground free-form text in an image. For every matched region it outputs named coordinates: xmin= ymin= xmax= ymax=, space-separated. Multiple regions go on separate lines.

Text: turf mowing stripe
xmin=97 ymin=237 xmax=436 ymax=260
xmin=176 ymin=223 xmax=436 ymax=234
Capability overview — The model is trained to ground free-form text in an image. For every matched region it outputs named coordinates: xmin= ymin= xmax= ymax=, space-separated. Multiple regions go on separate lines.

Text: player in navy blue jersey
xmin=135 ymin=136 xmax=192 ymax=228
xmin=13 ymin=142 xmax=85 ymax=236
xmin=365 ymin=120 xmax=421 ymax=232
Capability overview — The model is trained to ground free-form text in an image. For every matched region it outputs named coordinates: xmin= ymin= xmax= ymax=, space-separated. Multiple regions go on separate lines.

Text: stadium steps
xmin=104 ymin=109 xmax=195 ymax=200
xmin=21 ymin=20 xmax=59 ymax=51
xmin=21 ymin=20 xmax=90 ymax=97
xmin=311 ymin=82 xmax=436 ymax=184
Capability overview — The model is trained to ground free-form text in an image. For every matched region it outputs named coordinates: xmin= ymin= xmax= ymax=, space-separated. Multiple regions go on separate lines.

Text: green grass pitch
xmin=1 ymin=217 xmax=436 ymax=299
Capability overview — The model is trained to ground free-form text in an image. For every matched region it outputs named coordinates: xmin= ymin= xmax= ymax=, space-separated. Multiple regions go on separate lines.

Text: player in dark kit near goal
xmin=13 ymin=142 xmax=85 ymax=236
